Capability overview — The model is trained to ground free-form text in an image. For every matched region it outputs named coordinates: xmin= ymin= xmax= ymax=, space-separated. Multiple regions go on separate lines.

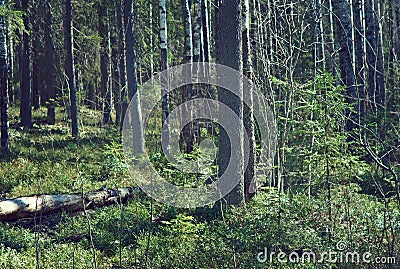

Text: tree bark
xmin=159 ymin=0 xmax=170 ymax=150
xmin=193 ymin=0 xmax=202 ymax=63
xmin=44 ymin=0 xmax=55 ymax=125
xmin=313 ymin=0 xmax=325 ymax=69
xmin=324 ymin=0 xmax=337 ymax=77
xmin=124 ymin=0 xmax=145 ymax=154
xmin=374 ymin=0 xmax=385 ymax=110
xmin=117 ymin=0 xmax=127 ymax=127
xmin=353 ymin=0 xmax=365 ymax=118
xmin=64 ymin=0 xmax=79 ymax=138
xmin=99 ymin=0 xmax=112 ymax=125
xmin=332 ymin=0 xmax=357 ymax=130
xmin=181 ymin=0 xmax=194 ymax=153
xmin=242 ymin=0 xmax=256 ymax=201
xmin=202 ymin=0 xmax=211 ymax=63
xmin=111 ymin=2 xmax=121 ymax=125
xmin=6 ymin=23 xmax=13 ymax=106
xmin=215 ymin=0 xmax=244 ymax=206
xmin=0 ymin=0 xmax=9 ymax=151
xmin=20 ymin=0 xmax=32 ymax=128
xmin=365 ymin=0 xmax=385 ymax=112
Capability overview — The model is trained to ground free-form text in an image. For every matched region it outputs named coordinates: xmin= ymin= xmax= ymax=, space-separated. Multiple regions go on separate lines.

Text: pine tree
xmin=20 ymin=0 xmax=32 ymax=128
xmin=0 ymin=0 xmax=9 ymax=151
xmin=65 ymin=0 xmax=79 ymax=138
xmin=215 ymin=0 xmax=244 ymax=206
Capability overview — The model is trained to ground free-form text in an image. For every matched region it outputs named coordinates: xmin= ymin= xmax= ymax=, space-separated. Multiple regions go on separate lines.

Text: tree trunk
xmin=159 ymin=0 xmax=170 ymax=150
xmin=111 ymin=2 xmax=121 ymax=125
xmin=324 ymin=0 xmax=337 ymax=77
xmin=388 ymin=0 xmax=399 ymax=111
xmin=313 ymin=0 xmax=324 ymax=69
xmin=181 ymin=0 xmax=194 ymax=153
xmin=99 ymin=0 xmax=112 ymax=125
xmin=215 ymin=0 xmax=244 ymax=206
xmin=44 ymin=0 xmax=55 ymax=125
xmin=193 ymin=0 xmax=203 ymax=63
xmin=6 ymin=24 xmax=13 ymax=106
xmin=191 ymin=0 xmax=204 ymax=149
xmin=242 ymin=0 xmax=256 ymax=201
xmin=353 ymin=0 xmax=365 ymax=118
xmin=202 ymin=0 xmax=211 ymax=63
xmin=0 ymin=0 xmax=9 ymax=151
xmin=30 ymin=1 xmax=40 ymax=110
xmin=124 ymin=0 xmax=145 ymax=154
xmin=365 ymin=0 xmax=379 ymax=112
xmin=190 ymin=0 xmax=202 ymax=151
xmin=332 ymin=0 xmax=357 ymax=130
xmin=20 ymin=0 xmax=32 ymax=128
xmin=117 ymin=0 xmax=127 ymax=127
xmin=374 ymin=0 xmax=385 ymax=110
xmin=87 ymin=83 xmax=95 ymax=109
xmin=65 ymin=0 xmax=79 ymax=138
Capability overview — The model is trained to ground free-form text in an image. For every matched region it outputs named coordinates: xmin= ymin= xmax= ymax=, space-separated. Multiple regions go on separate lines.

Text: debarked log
xmin=0 ymin=187 xmax=140 ymax=221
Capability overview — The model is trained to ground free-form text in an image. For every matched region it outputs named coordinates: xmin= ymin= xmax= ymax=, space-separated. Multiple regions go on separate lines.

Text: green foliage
xmin=0 ymin=3 xmax=25 ymax=35
xmin=272 ymin=71 xmax=369 ymax=195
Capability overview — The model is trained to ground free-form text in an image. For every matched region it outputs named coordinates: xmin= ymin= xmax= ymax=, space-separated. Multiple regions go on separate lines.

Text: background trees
xmin=0 ymin=0 xmax=399 ymax=267
xmin=0 ymin=0 xmax=398 ymax=205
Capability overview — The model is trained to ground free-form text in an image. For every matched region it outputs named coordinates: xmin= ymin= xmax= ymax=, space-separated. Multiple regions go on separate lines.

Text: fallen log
xmin=0 ymin=187 xmax=140 ymax=222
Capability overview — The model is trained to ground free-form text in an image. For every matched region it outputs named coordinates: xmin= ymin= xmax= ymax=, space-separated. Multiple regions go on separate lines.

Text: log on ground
xmin=0 ymin=187 xmax=139 ymax=221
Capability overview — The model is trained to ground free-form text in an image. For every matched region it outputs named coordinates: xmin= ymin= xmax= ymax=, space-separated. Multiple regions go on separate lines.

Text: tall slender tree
xmin=99 ymin=0 xmax=112 ymax=125
xmin=44 ymin=0 xmax=55 ymax=124
xmin=313 ymin=0 xmax=324 ymax=68
xmin=65 ymin=0 xmax=79 ymax=138
xmin=6 ymin=22 xmax=13 ymax=105
xmin=31 ymin=1 xmax=39 ymax=110
xmin=124 ymin=0 xmax=145 ymax=154
xmin=193 ymin=0 xmax=202 ymax=63
xmin=111 ymin=1 xmax=121 ymax=125
xmin=117 ymin=0 xmax=127 ymax=126
xmin=353 ymin=0 xmax=365 ymax=118
xmin=191 ymin=0 xmax=202 ymax=151
xmin=374 ymin=0 xmax=385 ymax=110
xmin=20 ymin=0 xmax=32 ymax=128
xmin=159 ymin=0 xmax=170 ymax=149
xmin=215 ymin=0 xmax=244 ymax=206
xmin=0 ymin=0 xmax=9 ymax=151
xmin=181 ymin=0 xmax=194 ymax=153
xmin=242 ymin=0 xmax=256 ymax=201
xmin=324 ymin=0 xmax=337 ymax=76
xmin=365 ymin=0 xmax=385 ymax=113
xmin=332 ymin=0 xmax=357 ymax=130
xmin=201 ymin=0 xmax=210 ymax=63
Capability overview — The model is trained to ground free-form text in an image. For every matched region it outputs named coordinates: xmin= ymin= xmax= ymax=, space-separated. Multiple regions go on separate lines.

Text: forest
xmin=0 ymin=0 xmax=399 ymax=268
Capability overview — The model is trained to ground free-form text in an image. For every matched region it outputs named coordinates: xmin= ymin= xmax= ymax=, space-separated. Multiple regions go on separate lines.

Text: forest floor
xmin=0 ymin=107 xmax=399 ymax=269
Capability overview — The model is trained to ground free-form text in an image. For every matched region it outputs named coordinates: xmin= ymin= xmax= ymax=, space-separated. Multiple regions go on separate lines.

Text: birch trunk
xmin=159 ymin=0 xmax=170 ymax=150
xmin=124 ymin=0 xmax=145 ymax=154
